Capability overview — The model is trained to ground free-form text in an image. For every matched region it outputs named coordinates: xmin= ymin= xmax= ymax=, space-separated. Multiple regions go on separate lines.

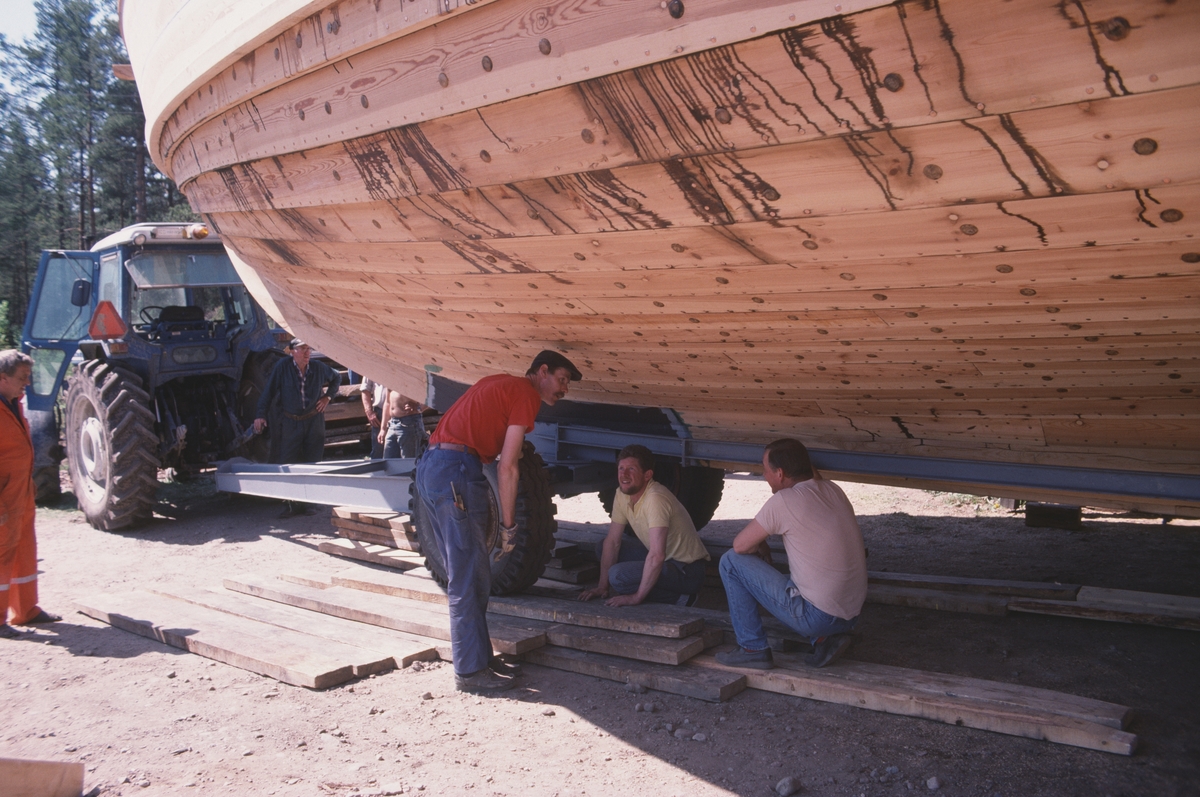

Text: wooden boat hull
xmin=121 ymin=0 xmax=1200 ymax=510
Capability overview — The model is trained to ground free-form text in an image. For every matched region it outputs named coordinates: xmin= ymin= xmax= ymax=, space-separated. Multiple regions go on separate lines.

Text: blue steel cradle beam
xmin=214 ymin=457 xmax=416 ymax=512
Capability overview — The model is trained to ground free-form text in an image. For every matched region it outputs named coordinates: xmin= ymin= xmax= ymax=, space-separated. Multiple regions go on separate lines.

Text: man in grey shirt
xmin=716 ymin=438 xmax=867 ymax=670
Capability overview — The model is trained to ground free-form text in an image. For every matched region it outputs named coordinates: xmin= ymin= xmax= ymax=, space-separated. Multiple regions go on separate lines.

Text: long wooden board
xmin=543 ymin=624 xmax=714 ymax=667
xmin=1008 ymin=589 xmax=1200 ymax=632
xmin=223 ymin=577 xmax=548 ymax=655
xmin=318 ymin=538 xmax=425 ymax=570
xmin=75 ymin=591 xmax=380 ymax=688
xmin=867 ymin=573 xmax=1081 ymax=600
xmin=524 ymin=645 xmax=747 ymax=703
xmin=693 ymin=653 xmax=1135 ymax=755
xmin=333 ymin=507 xmax=411 ymax=530
xmin=865 ymin=585 xmax=1011 ymax=616
xmin=159 ymin=586 xmax=439 ymax=670
xmin=336 ymin=524 xmax=421 ymax=552
xmin=326 ymin=564 xmax=705 ymax=639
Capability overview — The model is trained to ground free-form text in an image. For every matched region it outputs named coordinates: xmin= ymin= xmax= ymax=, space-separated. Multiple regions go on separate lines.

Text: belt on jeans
xmin=426 ymin=442 xmax=480 ymax=459
xmin=284 ymin=407 xmax=322 ymax=421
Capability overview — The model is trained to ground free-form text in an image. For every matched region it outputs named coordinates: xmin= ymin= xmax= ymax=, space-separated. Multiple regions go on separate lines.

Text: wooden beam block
xmin=867 ymin=572 xmax=1081 ymax=600
xmin=0 ymin=758 xmax=85 ymax=797
xmin=693 ymin=653 xmax=1135 ymax=755
xmin=223 ymin=577 xmax=548 ymax=655
xmin=544 ymin=623 xmax=707 ymax=666
xmin=332 ymin=568 xmax=448 ymax=605
xmin=540 ymin=562 xmax=600 ymax=584
xmin=1007 ymin=597 xmax=1200 ymax=631
xmin=524 ymin=645 xmax=747 ymax=703
xmin=75 ymin=591 xmax=378 ymax=689
xmin=334 ymin=516 xmax=421 ymax=550
xmin=318 ymin=538 xmax=425 ymax=570
xmin=159 ymin=586 xmax=438 ymax=670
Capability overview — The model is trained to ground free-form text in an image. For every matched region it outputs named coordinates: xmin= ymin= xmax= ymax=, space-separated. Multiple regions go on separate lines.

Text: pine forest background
xmin=0 ymin=0 xmax=195 ymax=347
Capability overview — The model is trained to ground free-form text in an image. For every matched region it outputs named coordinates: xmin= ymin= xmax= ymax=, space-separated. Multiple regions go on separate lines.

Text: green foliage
xmin=0 ymin=300 xmax=13 ymax=348
xmin=0 ymin=0 xmax=190 ymax=335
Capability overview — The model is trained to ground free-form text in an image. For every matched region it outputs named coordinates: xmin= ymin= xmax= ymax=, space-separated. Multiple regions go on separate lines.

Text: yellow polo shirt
xmin=610 ymin=481 xmax=711 ymax=564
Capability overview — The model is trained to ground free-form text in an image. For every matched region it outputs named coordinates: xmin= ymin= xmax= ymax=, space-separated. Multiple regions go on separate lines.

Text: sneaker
xmin=806 ymin=634 xmax=853 ymax=668
xmin=714 ymin=645 xmax=774 ymax=670
xmin=488 ymin=656 xmax=522 ymax=676
xmin=455 ymin=668 xmax=516 ymax=694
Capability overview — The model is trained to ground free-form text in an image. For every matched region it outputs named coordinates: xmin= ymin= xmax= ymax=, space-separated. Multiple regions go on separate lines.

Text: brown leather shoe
xmin=455 ymin=668 xmax=516 ymax=694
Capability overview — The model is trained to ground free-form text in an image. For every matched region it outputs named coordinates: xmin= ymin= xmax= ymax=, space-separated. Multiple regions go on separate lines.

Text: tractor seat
xmin=156 ymin=305 xmax=209 ymax=340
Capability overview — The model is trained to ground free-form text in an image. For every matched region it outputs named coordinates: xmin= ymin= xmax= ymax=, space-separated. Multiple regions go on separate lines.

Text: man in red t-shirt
xmin=416 ymin=350 xmax=582 ymax=693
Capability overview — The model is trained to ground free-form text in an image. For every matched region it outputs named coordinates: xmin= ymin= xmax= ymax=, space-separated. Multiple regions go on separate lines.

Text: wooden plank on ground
xmin=223 ymin=577 xmax=548 ymax=655
xmin=544 ymin=623 xmax=707 ymax=666
xmin=1007 ymin=595 xmax=1200 ymax=631
xmin=0 ymin=757 xmax=85 ymax=797
xmin=867 ymin=585 xmax=1010 ymax=616
xmin=329 ymin=562 xmax=705 ymax=638
xmin=319 ymin=538 xmax=425 ymax=570
xmin=541 ymin=562 xmax=600 ymax=584
xmin=334 ymin=507 xmax=412 ymax=531
xmin=160 ymin=586 xmax=438 ymax=670
xmin=334 ymin=516 xmax=421 ymax=550
xmin=1076 ymin=586 xmax=1200 ymax=614
xmin=277 ymin=570 xmax=334 ymax=588
xmin=867 ymin=572 xmax=1081 ymax=600
xmin=524 ymin=645 xmax=747 ymax=703
xmin=75 ymin=591 xmax=375 ymax=688
xmin=692 ymin=653 xmax=1135 ymax=755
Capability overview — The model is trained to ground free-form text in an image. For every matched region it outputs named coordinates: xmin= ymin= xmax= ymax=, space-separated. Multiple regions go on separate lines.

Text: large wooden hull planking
xmin=121 ymin=0 xmax=1200 ymax=509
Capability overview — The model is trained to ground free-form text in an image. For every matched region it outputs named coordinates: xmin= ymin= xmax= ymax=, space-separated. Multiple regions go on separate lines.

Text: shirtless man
xmin=379 ymin=390 xmax=427 ymax=458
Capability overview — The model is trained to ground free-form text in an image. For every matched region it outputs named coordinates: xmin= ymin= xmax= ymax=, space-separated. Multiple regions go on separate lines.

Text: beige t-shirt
xmin=754 ymin=478 xmax=867 ymax=620
xmin=610 ymin=481 xmax=711 ymax=564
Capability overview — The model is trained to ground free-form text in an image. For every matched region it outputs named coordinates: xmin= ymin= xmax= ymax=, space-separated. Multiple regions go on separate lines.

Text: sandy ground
xmin=2 ymin=473 xmax=1198 ymax=797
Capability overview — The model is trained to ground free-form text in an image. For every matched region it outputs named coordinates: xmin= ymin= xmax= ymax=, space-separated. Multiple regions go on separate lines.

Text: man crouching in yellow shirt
xmin=578 ymin=444 xmax=711 ymax=608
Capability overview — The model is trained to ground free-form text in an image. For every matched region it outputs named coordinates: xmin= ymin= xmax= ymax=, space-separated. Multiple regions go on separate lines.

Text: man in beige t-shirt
xmin=716 ymin=438 xmax=866 ymax=670
xmin=579 ymin=444 xmax=710 ymax=607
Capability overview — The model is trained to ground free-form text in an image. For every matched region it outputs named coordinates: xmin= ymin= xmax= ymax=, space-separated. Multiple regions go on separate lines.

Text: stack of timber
xmin=121 ymin=0 xmax=1200 ymax=516
xmin=554 ymin=521 xmax=1200 ymax=630
xmin=76 ymin=557 xmax=1138 ymax=754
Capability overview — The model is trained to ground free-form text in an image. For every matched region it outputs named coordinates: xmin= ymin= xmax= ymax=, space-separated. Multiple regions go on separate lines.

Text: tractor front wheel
xmin=64 ymin=361 xmax=159 ymax=530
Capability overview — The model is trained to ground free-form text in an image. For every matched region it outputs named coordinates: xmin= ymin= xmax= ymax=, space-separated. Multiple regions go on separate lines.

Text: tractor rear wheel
xmin=412 ymin=442 xmax=557 ymax=596
xmin=64 ymin=361 xmax=159 ymax=530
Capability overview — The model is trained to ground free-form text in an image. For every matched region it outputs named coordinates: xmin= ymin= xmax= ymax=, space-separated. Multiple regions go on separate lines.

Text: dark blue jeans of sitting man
xmin=415 ymin=448 xmax=493 ymax=676
xmin=719 ymin=549 xmax=856 ymax=650
xmin=599 ymin=533 xmax=707 ymax=604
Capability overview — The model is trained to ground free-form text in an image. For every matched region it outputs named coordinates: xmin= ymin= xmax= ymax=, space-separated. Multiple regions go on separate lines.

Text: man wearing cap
xmin=253 ymin=339 xmax=341 ymax=517
xmin=416 ymin=350 xmax=582 ymax=694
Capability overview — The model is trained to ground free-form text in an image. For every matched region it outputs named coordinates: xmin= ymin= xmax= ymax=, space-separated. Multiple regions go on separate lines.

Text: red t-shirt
xmin=429 ymin=374 xmax=541 ymax=463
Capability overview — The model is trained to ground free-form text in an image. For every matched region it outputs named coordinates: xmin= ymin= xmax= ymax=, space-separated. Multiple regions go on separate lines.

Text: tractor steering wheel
xmin=139 ymin=306 xmax=166 ymax=324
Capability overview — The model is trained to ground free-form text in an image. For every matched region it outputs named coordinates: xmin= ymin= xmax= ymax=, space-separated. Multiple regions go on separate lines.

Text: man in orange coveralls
xmin=0 ymin=350 xmax=60 ymax=638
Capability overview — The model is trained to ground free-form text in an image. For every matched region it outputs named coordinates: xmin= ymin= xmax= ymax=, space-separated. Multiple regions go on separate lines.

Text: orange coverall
xmin=0 ymin=396 xmax=40 ymax=625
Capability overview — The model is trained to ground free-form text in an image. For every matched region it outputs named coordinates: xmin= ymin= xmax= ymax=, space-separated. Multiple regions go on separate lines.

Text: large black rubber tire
xmin=64 ymin=361 xmax=159 ymax=530
xmin=33 ymin=465 xmax=63 ymax=505
xmin=238 ymin=349 xmax=286 ymax=462
xmin=599 ymin=461 xmax=725 ymax=531
xmin=412 ymin=442 xmax=557 ymax=596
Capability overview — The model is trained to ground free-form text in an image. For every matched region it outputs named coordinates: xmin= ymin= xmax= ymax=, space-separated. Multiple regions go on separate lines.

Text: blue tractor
xmin=20 ymin=222 xmax=302 ymax=529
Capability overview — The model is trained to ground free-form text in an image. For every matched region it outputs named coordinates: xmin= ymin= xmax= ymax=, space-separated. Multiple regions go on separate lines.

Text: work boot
xmin=714 ymin=645 xmax=774 ymax=670
xmin=21 ymin=610 xmax=61 ymax=625
xmin=489 ymin=655 xmax=522 ymax=676
xmin=455 ymin=668 xmax=516 ymax=694
xmin=806 ymin=634 xmax=853 ymax=668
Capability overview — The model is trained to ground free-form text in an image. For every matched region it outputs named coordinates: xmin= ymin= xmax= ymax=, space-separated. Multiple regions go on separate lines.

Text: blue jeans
xmin=719 ymin=550 xmax=856 ymax=651
xmin=415 ymin=448 xmax=493 ymax=675
xmin=383 ymin=415 xmax=425 ymax=458
xmin=601 ymin=534 xmax=707 ymax=604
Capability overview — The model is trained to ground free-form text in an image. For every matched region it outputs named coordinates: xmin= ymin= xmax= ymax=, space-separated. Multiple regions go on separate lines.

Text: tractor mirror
xmin=70 ymin=279 xmax=92 ymax=306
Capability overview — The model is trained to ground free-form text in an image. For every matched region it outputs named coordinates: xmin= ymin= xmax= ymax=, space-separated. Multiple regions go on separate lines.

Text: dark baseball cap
xmin=529 ymin=350 xmax=583 ymax=381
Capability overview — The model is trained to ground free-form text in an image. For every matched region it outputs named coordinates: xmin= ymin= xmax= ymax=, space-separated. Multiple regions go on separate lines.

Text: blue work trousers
xmin=415 ymin=448 xmax=493 ymax=675
xmin=602 ymin=534 xmax=707 ymax=604
xmin=383 ymin=415 xmax=425 ymax=458
xmin=719 ymin=550 xmax=856 ymax=651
